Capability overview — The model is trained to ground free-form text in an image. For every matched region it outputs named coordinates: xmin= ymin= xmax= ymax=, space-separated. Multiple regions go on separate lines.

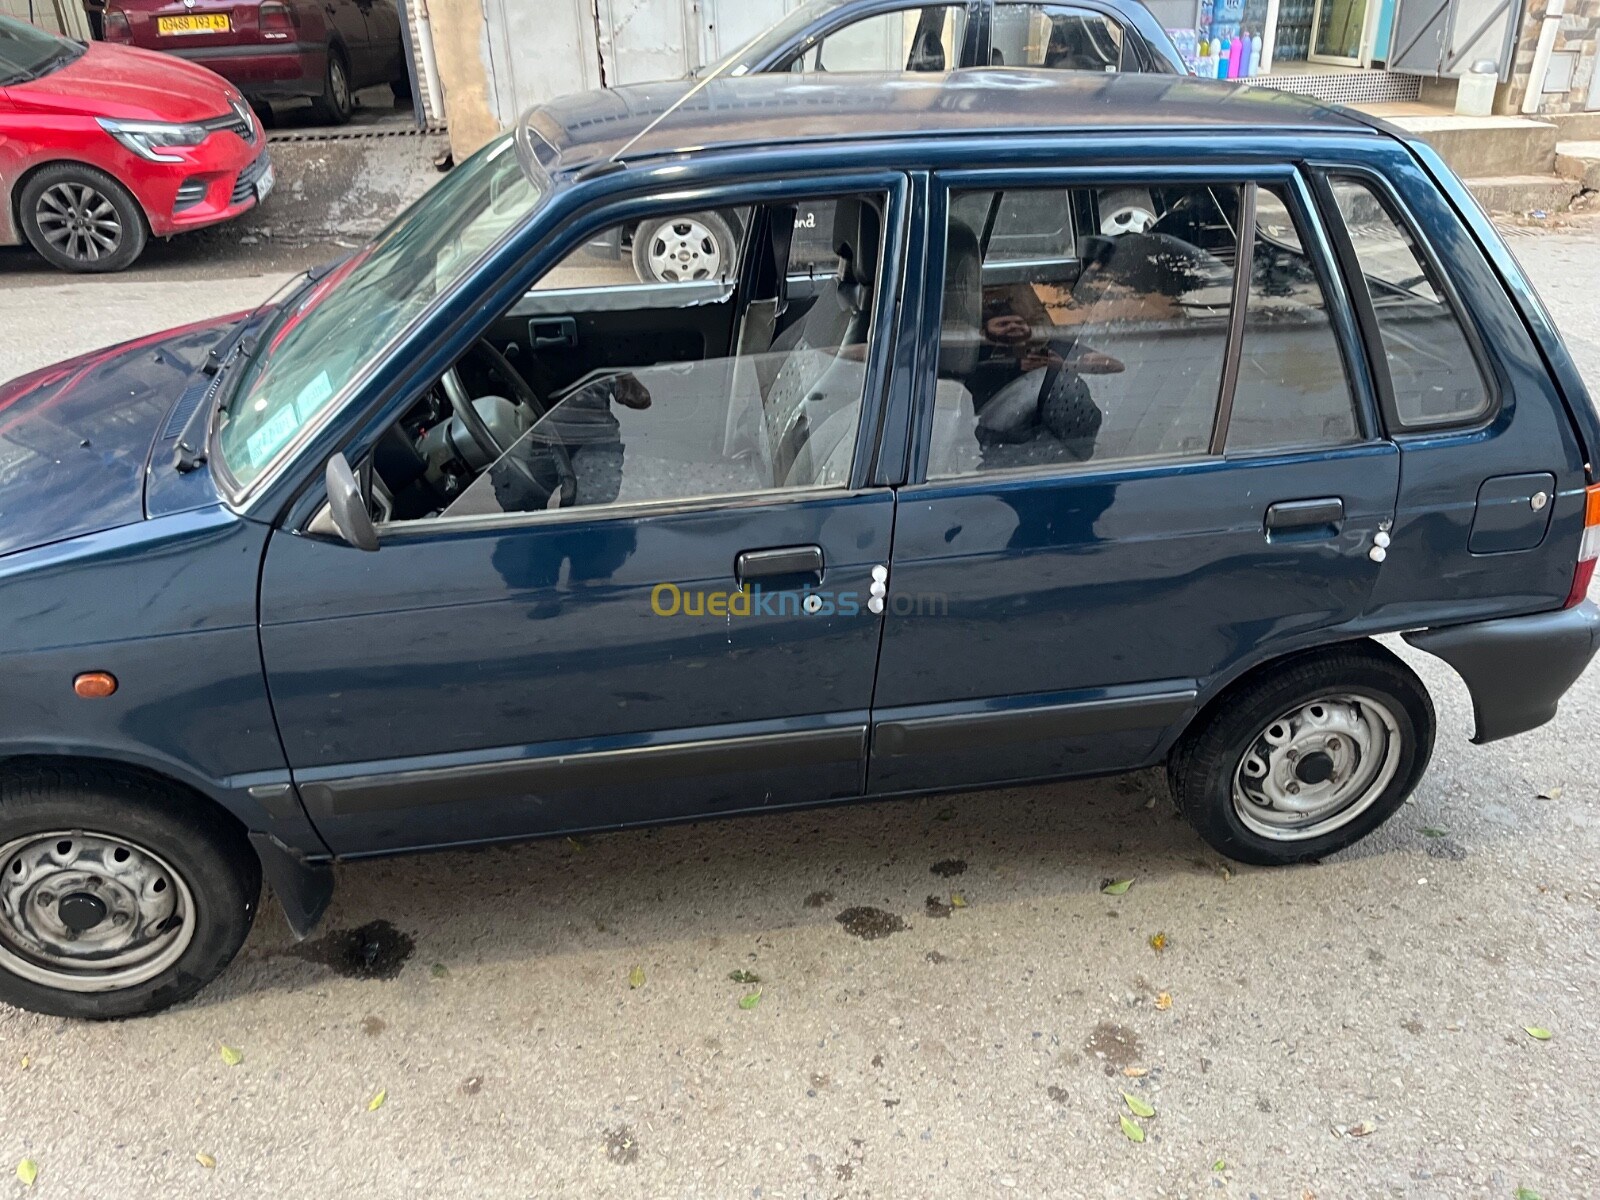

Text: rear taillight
xmin=1565 ymin=482 xmax=1600 ymax=608
xmin=259 ymin=2 xmax=294 ymax=38
xmin=103 ymin=10 xmax=131 ymax=42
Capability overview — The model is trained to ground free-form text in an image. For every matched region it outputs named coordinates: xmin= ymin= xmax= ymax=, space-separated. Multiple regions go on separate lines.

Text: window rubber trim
xmin=1209 ymin=181 xmax=1257 ymax=455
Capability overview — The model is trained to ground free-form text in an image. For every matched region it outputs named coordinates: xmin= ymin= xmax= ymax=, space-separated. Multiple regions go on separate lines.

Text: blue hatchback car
xmin=2 ymin=71 xmax=1598 ymax=1018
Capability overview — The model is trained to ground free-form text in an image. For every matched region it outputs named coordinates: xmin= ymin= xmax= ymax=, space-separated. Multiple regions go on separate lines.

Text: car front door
xmin=258 ymin=178 xmax=909 ymax=854
xmin=867 ymin=167 xmax=1400 ymax=795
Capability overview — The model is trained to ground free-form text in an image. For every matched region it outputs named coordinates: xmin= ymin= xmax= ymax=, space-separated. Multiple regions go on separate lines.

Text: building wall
xmin=4 ymin=0 xmax=89 ymax=37
xmin=1501 ymin=0 xmax=1600 ymax=113
xmin=428 ymin=0 xmax=799 ymax=159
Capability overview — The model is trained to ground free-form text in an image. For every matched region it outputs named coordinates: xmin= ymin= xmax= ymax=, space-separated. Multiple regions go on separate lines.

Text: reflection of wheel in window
xmin=631 ymin=211 xmax=738 ymax=284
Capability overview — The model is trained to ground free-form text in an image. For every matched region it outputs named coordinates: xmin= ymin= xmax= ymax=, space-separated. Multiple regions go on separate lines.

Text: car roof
xmin=523 ymin=70 xmax=1378 ymax=179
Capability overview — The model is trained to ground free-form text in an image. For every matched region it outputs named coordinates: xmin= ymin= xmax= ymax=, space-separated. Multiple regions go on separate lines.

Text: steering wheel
xmin=441 ymin=340 xmax=578 ymax=509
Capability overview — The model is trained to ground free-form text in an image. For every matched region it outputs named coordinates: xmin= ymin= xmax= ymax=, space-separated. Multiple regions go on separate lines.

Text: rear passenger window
xmin=990 ymin=4 xmax=1132 ymax=70
xmin=1329 ymin=176 xmax=1493 ymax=428
xmin=1227 ymin=186 xmax=1360 ymax=453
xmin=930 ymin=183 xmax=1240 ymax=478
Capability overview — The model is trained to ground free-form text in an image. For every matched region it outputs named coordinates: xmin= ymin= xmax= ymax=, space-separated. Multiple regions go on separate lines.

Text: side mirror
xmin=325 ymin=453 xmax=379 ymax=552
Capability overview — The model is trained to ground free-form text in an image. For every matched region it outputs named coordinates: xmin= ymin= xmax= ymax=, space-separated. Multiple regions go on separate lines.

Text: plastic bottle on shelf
xmin=1217 ymin=36 xmax=1230 ymax=77
xmin=1229 ymin=33 xmax=1245 ymax=78
xmin=1249 ymin=31 xmax=1263 ymax=76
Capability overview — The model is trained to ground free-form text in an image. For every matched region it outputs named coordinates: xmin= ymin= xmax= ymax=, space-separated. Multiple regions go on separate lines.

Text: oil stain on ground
xmin=836 ymin=907 xmax=907 ymax=940
xmin=930 ymin=859 xmax=967 ymax=877
xmin=1082 ymin=1021 xmax=1144 ymax=1075
xmin=291 ymin=920 xmax=415 ymax=980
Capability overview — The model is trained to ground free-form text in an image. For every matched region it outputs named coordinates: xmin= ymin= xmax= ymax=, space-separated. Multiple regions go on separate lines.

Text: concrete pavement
xmin=0 ymin=221 xmax=1598 ymax=1199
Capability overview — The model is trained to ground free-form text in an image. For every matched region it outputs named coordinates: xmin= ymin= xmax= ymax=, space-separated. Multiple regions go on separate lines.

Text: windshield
xmin=0 ymin=16 xmax=79 ymax=84
xmin=217 ymin=135 xmax=542 ymax=491
xmin=701 ymin=0 xmax=848 ymax=76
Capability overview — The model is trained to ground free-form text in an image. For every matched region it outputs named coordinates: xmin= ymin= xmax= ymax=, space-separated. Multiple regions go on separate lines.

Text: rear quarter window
xmin=1328 ymin=176 xmax=1493 ymax=430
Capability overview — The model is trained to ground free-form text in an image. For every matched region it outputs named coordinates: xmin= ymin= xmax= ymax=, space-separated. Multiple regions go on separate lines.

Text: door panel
xmin=869 ymin=173 xmax=1399 ymax=795
xmin=262 ymin=493 xmax=891 ymax=853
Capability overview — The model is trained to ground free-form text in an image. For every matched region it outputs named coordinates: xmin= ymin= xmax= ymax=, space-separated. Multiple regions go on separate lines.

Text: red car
xmin=104 ymin=0 xmax=409 ymax=124
xmin=0 ymin=16 xmax=269 ymax=272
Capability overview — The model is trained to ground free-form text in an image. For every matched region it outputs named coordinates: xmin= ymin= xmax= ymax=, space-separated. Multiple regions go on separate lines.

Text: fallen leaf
xmin=1515 ymin=1188 xmax=1544 ymax=1200
xmin=195 ymin=1153 xmax=216 ymax=1170
xmin=1123 ymin=1092 xmax=1156 ymax=1118
xmin=1148 ymin=932 xmax=1167 ymax=953
xmin=567 ymin=837 xmax=584 ymax=852
xmin=1101 ymin=878 xmax=1133 ymax=895
xmin=1119 ymin=1115 xmax=1145 ymax=1143
xmin=1121 ymin=1067 xmax=1149 ymax=1078
xmin=219 ymin=1044 xmax=243 ymax=1067
xmin=1536 ymin=786 xmax=1563 ymax=801
xmin=728 ymin=969 xmax=761 ymax=984
xmin=628 ymin=965 xmax=645 ymax=989
xmin=738 ymin=989 xmax=762 ymax=1010
xmin=1218 ymin=866 xmax=1233 ymax=882
xmin=429 ymin=963 xmax=449 ymax=980
xmin=949 ymin=892 xmax=968 ymax=909
xmin=367 ymin=1089 xmax=387 ymax=1112
xmin=1334 ymin=1120 xmax=1377 ymax=1138
xmin=1155 ymin=992 xmax=1173 ymax=1011
xmin=1523 ymin=1026 xmax=1553 ymax=1041
xmin=1420 ymin=827 xmax=1449 ymax=838
xmin=16 ymin=1159 xmax=37 ymax=1187
xmin=1212 ymin=1159 xmax=1226 ymax=1171
xmin=18 ymin=1056 xmax=28 ymax=1070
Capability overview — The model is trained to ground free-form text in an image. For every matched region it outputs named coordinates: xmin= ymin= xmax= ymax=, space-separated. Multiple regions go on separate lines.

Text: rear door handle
xmin=1264 ymin=497 xmax=1344 ymax=535
xmin=736 ymin=545 xmax=824 ymax=586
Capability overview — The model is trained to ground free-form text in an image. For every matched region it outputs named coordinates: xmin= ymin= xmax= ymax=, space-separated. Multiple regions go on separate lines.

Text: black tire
xmin=0 ymin=766 xmax=259 ymax=1020
xmin=631 ymin=210 xmax=737 ymax=283
xmin=1168 ymin=642 xmax=1435 ymax=867
xmin=310 ymin=46 xmax=354 ymax=124
xmin=18 ymin=163 xmax=148 ymax=274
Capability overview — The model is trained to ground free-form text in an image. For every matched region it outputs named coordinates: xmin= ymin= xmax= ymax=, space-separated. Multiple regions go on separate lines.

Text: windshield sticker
xmin=245 ymin=405 xmax=300 ymax=468
xmin=294 ymin=370 xmax=335 ymax=421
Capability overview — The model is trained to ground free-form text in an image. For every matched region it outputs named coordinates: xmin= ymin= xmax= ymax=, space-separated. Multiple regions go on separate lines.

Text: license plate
xmin=157 ymin=14 xmax=230 ymax=35
xmin=255 ymin=163 xmax=274 ymax=202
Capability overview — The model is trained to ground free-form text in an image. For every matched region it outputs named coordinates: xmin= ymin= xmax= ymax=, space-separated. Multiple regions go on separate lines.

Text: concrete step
xmin=1386 ymin=112 xmax=1560 ymax=178
xmin=1555 ymin=140 xmax=1600 ymax=191
xmin=1546 ymin=112 xmax=1600 ymax=141
xmin=1463 ymin=174 xmax=1582 ymax=215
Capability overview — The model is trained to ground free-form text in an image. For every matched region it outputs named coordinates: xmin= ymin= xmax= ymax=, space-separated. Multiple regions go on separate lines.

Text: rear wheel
xmin=1168 ymin=643 xmax=1435 ymax=866
xmin=311 ymin=47 xmax=354 ymax=124
xmin=19 ymin=164 xmax=148 ymax=274
xmin=0 ymin=768 xmax=259 ymax=1019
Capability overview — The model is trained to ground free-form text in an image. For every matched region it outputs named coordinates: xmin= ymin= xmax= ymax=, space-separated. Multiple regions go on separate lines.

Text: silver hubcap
xmin=643 ymin=217 xmax=724 ymax=282
xmin=35 ymin=183 xmax=122 ymax=262
xmin=1231 ymin=695 xmax=1403 ymax=841
xmin=0 ymin=832 xmax=194 ymax=992
xmin=331 ymin=59 xmax=350 ymax=110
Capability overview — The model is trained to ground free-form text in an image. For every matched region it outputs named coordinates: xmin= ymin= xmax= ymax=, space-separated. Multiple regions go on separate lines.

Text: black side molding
xmin=1404 ymin=601 xmax=1600 ymax=743
xmin=874 ymin=689 xmax=1197 ymax=758
xmin=248 ymin=831 xmax=334 ymax=940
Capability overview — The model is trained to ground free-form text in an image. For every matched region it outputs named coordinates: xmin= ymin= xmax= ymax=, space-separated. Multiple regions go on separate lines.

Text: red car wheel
xmin=19 ymin=163 xmax=149 ymax=274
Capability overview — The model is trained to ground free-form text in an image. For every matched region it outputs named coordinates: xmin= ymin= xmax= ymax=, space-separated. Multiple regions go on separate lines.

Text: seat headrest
xmin=830 ymin=197 xmax=882 ymax=290
xmin=939 ymin=220 xmax=982 ymax=379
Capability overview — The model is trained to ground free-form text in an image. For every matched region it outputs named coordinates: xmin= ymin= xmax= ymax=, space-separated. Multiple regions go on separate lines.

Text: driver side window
xmin=371 ymin=192 xmax=891 ymax=526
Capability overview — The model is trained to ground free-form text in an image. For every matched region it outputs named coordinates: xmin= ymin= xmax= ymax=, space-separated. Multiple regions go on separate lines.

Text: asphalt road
xmin=0 ymin=220 xmax=1598 ymax=1199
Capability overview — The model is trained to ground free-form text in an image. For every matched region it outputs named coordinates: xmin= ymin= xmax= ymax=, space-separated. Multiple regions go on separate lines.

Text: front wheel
xmin=19 ymin=164 xmax=148 ymax=273
xmin=0 ymin=768 xmax=260 ymax=1019
xmin=1168 ymin=643 xmax=1435 ymax=866
xmin=631 ymin=210 xmax=737 ymax=283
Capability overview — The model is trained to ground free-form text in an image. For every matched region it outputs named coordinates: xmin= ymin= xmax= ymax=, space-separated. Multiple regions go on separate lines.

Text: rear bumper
xmin=1403 ymin=601 xmax=1600 ymax=743
xmin=158 ymin=42 xmax=325 ymax=97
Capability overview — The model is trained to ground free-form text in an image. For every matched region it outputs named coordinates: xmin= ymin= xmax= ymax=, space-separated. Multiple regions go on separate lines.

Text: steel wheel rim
xmin=35 ymin=182 xmax=122 ymax=263
xmin=1231 ymin=694 xmax=1403 ymax=841
xmin=0 ymin=831 xmax=195 ymax=992
xmin=643 ymin=216 xmax=723 ymax=283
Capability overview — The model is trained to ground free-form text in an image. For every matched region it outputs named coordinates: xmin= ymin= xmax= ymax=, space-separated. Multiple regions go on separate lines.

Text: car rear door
xmin=867 ymin=165 xmax=1400 ymax=795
